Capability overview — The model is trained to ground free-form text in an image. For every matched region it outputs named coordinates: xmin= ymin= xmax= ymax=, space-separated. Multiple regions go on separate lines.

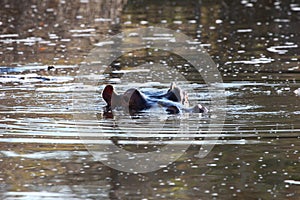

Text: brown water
xmin=0 ymin=0 xmax=300 ymax=199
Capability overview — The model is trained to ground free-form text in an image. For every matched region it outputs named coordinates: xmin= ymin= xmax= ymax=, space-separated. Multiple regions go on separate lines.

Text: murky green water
xmin=0 ymin=0 xmax=299 ymax=199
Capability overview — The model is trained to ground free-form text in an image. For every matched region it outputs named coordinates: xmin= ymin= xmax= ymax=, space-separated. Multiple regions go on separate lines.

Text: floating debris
xmin=0 ymin=74 xmax=73 ymax=83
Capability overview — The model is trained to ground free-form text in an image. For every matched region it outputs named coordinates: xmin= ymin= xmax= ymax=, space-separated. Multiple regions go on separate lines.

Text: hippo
xmin=102 ymin=83 xmax=208 ymax=114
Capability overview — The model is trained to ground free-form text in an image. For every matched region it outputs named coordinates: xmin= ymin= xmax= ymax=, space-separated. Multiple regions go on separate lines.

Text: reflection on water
xmin=0 ymin=0 xmax=300 ymax=199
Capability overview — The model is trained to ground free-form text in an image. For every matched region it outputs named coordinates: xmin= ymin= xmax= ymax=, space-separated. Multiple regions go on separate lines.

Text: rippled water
xmin=0 ymin=0 xmax=300 ymax=199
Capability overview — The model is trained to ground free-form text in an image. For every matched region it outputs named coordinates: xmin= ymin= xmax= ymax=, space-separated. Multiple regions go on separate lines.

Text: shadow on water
xmin=0 ymin=0 xmax=300 ymax=199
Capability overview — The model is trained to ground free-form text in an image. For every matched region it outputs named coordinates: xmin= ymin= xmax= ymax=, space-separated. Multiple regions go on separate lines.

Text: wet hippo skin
xmin=102 ymin=83 xmax=208 ymax=114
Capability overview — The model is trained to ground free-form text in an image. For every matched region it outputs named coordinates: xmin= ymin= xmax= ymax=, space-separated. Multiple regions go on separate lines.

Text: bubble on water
xmin=237 ymin=29 xmax=252 ymax=33
xmin=173 ymin=20 xmax=182 ymax=24
xmin=290 ymin=4 xmax=300 ymax=11
xmin=188 ymin=20 xmax=197 ymax=24
xmin=46 ymin=8 xmax=54 ymax=12
xmin=216 ymin=19 xmax=223 ymax=24
xmin=294 ymin=88 xmax=300 ymax=96
xmin=124 ymin=21 xmax=132 ymax=25
xmin=140 ymin=21 xmax=148 ymax=25
xmin=274 ymin=18 xmax=290 ymax=23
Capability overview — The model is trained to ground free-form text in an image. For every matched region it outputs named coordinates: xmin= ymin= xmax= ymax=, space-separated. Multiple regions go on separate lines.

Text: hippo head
xmin=102 ymin=83 xmax=207 ymax=115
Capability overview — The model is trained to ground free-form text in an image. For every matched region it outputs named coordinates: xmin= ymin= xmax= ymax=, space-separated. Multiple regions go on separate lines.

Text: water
xmin=0 ymin=0 xmax=300 ymax=199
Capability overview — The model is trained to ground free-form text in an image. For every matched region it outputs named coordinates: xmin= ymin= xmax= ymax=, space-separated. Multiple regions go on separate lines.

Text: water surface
xmin=0 ymin=0 xmax=299 ymax=199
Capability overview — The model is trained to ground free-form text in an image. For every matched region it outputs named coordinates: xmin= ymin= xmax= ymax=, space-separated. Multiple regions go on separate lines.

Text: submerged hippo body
xmin=102 ymin=83 xmax=208 ymax=114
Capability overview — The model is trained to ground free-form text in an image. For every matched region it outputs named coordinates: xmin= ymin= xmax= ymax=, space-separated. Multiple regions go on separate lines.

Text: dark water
xmin=0 ymin=0 xmax=300 ymax=199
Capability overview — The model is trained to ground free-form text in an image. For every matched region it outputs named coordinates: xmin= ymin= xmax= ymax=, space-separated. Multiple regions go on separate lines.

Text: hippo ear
xmin=166 ymin=84 xmax=184 ymax=104
xmin=168 ymin=82 xmax=176 ymax=92
xmin=102 ymin=85 xmax=114 ymax=106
